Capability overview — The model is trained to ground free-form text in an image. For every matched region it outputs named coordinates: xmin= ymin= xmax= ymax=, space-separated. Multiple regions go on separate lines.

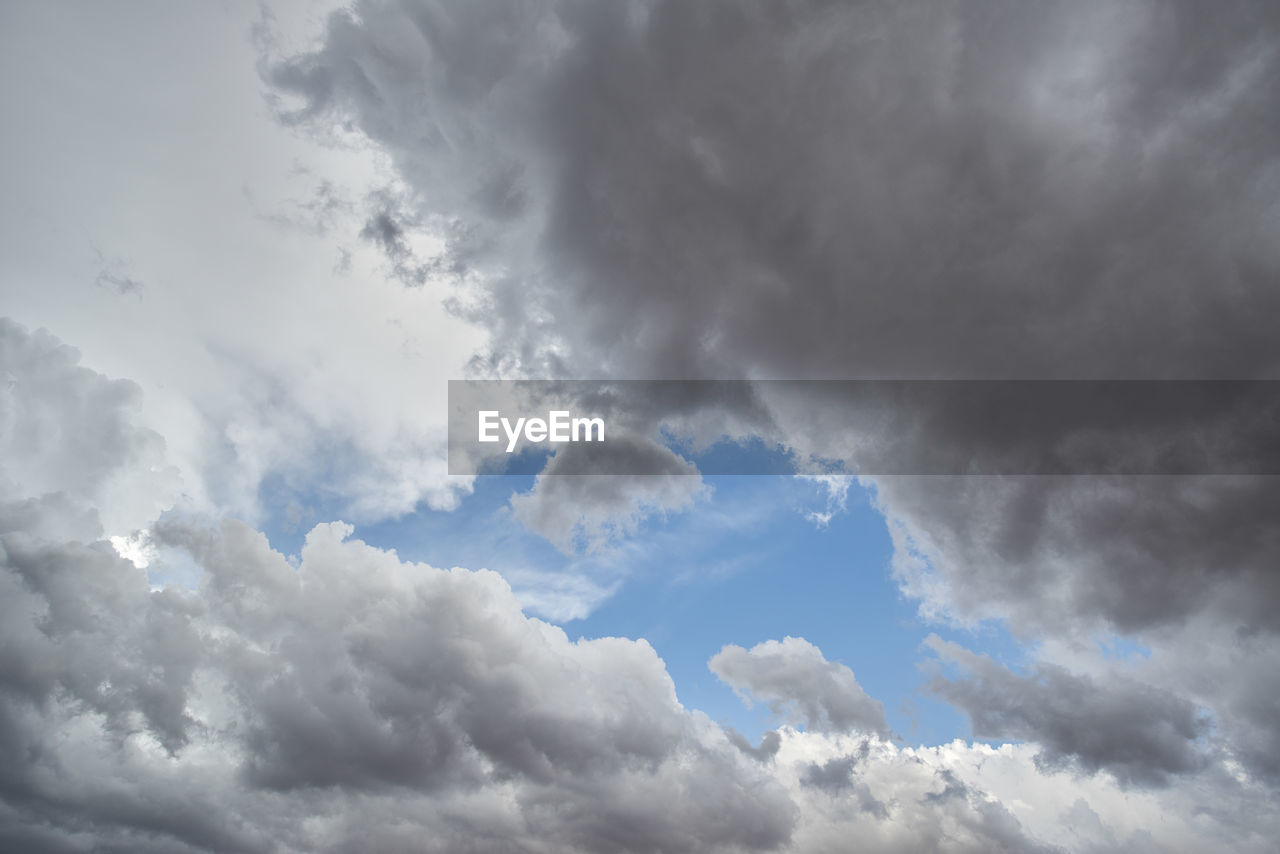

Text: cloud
xmin=874 ymin=475 xmax=1280 ymax=636
xmin=0 ymin=501 xmax=1138 ymax=853
xmin=727 ymin=727 xmax=783 ymax=763
xmin=710 ymin=636 xmax=889 ymax=737
xmin=867 ymin=476 xmax=1280 ymax=786
xmin=0 ymin=318 xmax=181 ymax=537
xmin=799 ymin=741 xmax=889 ymax=823
xmin=923 ymin=636 xmax=1209 ymax=787
xmin=4 ymin=509 xmax=796 ymax=851
xmin=509 ymin=434 xmax=707 ymax=553
xmin=12 ymin=505 xmax=1274 ymax=852
xmin=2 ymin=2 xmax=485 ymax=529
xmin=269 ymin=0 xmax=1280 ymax=382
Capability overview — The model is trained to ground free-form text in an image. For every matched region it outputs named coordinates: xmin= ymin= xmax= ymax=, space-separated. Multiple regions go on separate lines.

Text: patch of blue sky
xmin=1096 ymin=633 xmax=1153 ymax=661
xmin=663 ymin=431 xmax=803 ymax=475
xmin=254 ymin=444 xmax=1040 ymax=749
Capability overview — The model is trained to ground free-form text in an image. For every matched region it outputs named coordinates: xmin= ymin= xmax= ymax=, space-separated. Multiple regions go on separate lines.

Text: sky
xmin=2 ymin=1 xmax=1279 ymax=852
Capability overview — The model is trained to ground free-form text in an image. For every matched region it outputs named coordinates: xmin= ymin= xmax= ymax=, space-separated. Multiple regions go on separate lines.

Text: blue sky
xmin=259 ymin=453 xmax=1026 ymax=748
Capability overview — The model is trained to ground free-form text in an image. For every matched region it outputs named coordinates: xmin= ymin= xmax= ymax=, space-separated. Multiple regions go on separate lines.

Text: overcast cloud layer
xmin=4 ymin=0 xmax=1280 ymax=850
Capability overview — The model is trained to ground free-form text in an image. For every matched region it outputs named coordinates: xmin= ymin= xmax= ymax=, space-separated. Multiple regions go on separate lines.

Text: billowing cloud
xmin=711 ymin=637 xmax=889 ymax=737
xmin=2 ymin=511 xmax=798 ymax=852
xmin=268 ymin=0 xmax=1280 ymax=382
xmin=9 ymin=499 xmax=1277 ymax=852
xmin=21 ymin=498 xmax=1267 ymax=851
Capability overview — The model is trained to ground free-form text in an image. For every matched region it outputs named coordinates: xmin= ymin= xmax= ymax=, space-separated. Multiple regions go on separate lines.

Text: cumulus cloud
xmin=877 ymin=474 xmax=1280 ymax=635
xmin=711 ymin=637 xmax=889 ymax=737
xmin=869 ymin=474 xmax=1280 ymax=786
xmin=10 ymin=502 xmax=1276 ymax=851
xmin=21 ymin=502 xmax=1266 ymax=851
xmin=2 ymin=509 xmax=797 ymax=851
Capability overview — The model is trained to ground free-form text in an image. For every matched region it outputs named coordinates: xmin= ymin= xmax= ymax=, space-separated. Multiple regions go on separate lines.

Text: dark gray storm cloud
xmin=265 ymin=0 xmax=1280 ymax=794
xmin=270 ymin=0 xmax=1280 ymax=382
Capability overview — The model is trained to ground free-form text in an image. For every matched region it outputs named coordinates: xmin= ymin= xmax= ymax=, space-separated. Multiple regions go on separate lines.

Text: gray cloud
xmin=711 ymin=637 xmax=889 ymax=737
xmin=509 ymin=433 xmax=707 ymax=553
xmin=1 ymin=509 xmax=796 ymax=852
xmin=802 ymin=752 xmax=889 ymax=821
xmin=269 ymin=0 xmax=1280 ymax=382
xmin=358 ymin=188 xmax=453 ymax=287
xmin=799 ymin=740 xmax=876 ymax=807
xmin=879 ymin=475 xmax=1280 ymax=636
xmin=924 ymin=636 xmax=1209 ymax=787
xmin=0 ymin=474 xmax=794 ymax=851
xmin=728 ymin=727 xmax=783 ymax=763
